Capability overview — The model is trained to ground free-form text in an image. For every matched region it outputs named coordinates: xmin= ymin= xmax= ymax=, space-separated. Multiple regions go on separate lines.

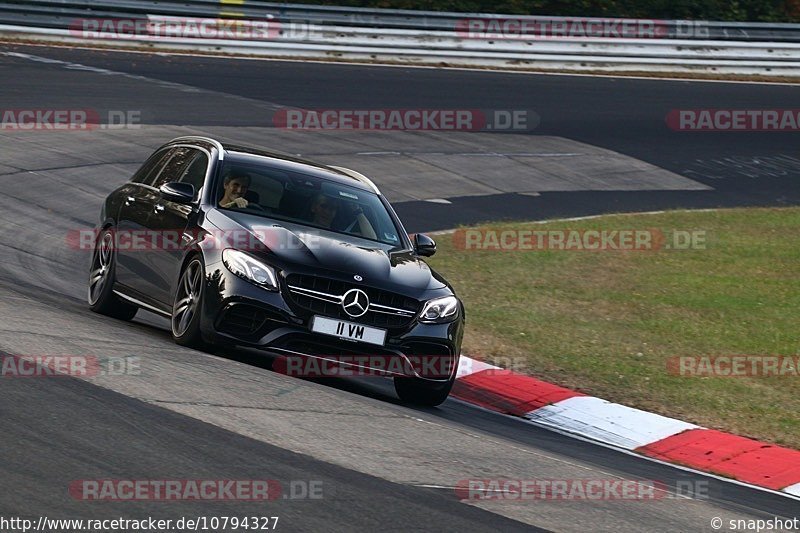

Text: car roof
xmin=163 ymin=136 xmax=378 ymax=193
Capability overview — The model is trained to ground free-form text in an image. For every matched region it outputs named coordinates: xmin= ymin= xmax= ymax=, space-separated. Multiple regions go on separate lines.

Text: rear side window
xmin=131 ymin=148 xmax=170 ymax=186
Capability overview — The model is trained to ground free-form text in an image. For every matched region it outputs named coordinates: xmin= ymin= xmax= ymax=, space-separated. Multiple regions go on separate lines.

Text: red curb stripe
xmin=452 ymin=369 xmax=584 ymax=416
xmin=637 ymin=428 xmax=800 ymax=490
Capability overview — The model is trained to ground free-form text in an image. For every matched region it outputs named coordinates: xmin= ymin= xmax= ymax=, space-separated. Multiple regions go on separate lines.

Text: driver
xmin=219 ymin=172 xmax=251 ymax=209
xmin=308 ymin=193 xmax=378 ymax=239
xmin=308 ymin=193 xmax=338 ymax=228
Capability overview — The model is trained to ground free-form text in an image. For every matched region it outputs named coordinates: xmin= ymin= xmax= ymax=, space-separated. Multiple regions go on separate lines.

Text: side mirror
xmin=414 ymin=233 xmax=437 ymax=257
xmin=160 ymin=182 xmax=194 ymax=204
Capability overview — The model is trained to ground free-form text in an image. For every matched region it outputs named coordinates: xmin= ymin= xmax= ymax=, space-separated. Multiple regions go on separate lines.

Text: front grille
xmin=284 ymin=273 xmax=420 ymax=329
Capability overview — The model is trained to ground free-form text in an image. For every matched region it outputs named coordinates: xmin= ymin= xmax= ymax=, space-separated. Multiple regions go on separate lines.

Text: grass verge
xmin=429 ymin=207 xmax=800 ymax=448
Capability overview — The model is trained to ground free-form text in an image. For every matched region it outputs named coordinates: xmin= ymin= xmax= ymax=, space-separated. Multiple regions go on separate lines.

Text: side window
xmin=151 ymin=147 xmax=194 ymax=189
xmin=131 ymin=149 xmax=170 ymax=185
xmin=177 ymin=151 xmax=209 ymax=201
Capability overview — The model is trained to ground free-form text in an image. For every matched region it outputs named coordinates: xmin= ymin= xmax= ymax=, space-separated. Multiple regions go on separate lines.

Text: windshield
xmin=216 ymin=160 xmax=404 ymax=247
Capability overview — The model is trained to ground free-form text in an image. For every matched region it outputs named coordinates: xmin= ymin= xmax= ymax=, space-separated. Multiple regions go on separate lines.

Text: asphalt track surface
xmin=0 ymin=43 xmax=799 ymax=532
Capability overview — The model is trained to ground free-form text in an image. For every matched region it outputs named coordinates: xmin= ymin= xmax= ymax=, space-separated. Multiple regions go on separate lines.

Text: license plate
xmin=311 ymin=316 xmax=387 ymax=346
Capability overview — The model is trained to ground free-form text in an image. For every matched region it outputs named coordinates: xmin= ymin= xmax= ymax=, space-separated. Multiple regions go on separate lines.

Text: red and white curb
xmin=455 ymin=356 xmax=800 ymax=497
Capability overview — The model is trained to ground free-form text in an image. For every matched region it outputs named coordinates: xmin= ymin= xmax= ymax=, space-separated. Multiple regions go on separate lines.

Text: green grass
xmin=429 ymin=207 xmax=800 ymax=448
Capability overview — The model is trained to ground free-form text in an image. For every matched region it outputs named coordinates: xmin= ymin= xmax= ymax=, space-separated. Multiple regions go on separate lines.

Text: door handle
xmin=154 ymin=204 xmax=165 ymax=213
xmin=125 ymin=196 xmax=136 ymax=206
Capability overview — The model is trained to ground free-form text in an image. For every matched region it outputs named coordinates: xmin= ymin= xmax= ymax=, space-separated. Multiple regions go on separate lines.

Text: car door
xmin=143 ymin=147 xmax=207 ymax=306
xmin=114 ymin=147 xmax=172 ymax=295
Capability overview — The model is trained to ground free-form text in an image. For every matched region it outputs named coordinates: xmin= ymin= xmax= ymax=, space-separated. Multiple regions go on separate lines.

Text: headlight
xmin=222 ymin=249 xmax=278 ymax=291
xmin=419 ymin=296 xmax=459 ymax=323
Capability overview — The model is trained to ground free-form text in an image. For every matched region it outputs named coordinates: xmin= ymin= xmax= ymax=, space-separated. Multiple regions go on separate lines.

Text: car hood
xmin=207 ymin=209 xmax=447 ymax=293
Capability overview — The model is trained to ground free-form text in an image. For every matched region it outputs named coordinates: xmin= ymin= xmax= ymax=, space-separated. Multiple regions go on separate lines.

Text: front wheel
xmin=394 ymin=375 xmax=455 ymax=407
xmin=171 ymin=257 xmax=206 ymax=349
xmin=88 ymin=229 xmax=138 ymax=320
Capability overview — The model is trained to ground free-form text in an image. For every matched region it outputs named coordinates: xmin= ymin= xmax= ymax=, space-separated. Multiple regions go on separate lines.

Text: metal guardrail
xmin=1 ymin=1 xmax=799 ymax=75
xmin=4 ymin=0 xmax=800 ymax=41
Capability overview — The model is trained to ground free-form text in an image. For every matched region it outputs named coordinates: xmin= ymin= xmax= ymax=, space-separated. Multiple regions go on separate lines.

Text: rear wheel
xmin=171 ymin=257 xmax=206 ymax=349
xmin=394 ymin=374 xmax=455 ymax=407
xmin=88 ymin=229 xmax=138 ymax=320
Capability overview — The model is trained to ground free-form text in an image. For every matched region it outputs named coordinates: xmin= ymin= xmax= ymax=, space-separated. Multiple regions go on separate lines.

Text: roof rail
xmin=167 ymin=136 xmax=226 ymax=160
xmin=328 ymin=165 xmax=380 ymax=194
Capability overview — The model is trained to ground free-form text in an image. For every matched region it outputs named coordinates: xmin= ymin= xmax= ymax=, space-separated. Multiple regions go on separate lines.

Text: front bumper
xmin=201 ymin=265 xmax=464 ymax=382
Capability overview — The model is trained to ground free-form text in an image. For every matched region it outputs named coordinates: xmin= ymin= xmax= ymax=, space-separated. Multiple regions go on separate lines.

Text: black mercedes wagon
xmin=88 ymin=136 xmax=465 ymax=405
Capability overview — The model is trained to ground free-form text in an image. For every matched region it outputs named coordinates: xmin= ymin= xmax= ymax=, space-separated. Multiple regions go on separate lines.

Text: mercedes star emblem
xmin=342 ymin=288 xmax=369 ymax=318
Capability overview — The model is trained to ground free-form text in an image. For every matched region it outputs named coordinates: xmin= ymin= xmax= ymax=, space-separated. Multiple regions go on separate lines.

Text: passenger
xmin=219 ymin=173 xmax=251 ymax=209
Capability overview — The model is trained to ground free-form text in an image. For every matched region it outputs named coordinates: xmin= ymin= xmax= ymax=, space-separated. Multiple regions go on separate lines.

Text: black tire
xmin=394 ymin=375 xmax=455 ymax=407
xmin=88 ymin=228 xmax=138 ymax=320
xmin=171 ymin=257 xmax=206 ymax=349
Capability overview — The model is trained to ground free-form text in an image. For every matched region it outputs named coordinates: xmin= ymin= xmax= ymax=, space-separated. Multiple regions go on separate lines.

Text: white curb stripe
xmin=784 ymin=483 xmax=800 ymax=496
xmin=524 ymin=396 xmax=700 ymax=450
